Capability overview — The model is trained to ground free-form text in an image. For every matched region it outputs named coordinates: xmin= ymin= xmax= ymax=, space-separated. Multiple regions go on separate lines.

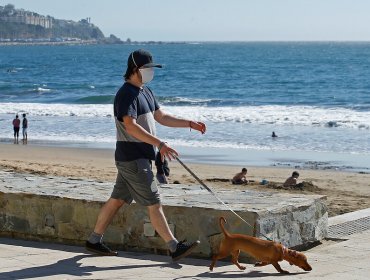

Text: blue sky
xmin=5 ymin=0 xmax=370 ymax=41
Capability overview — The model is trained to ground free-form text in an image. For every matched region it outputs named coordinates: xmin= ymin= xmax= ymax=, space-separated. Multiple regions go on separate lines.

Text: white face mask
xmin=139 ymin=68 xmax=154 ymax=84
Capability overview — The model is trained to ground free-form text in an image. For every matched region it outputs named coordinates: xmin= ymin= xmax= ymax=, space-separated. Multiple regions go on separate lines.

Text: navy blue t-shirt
xmin=114 ymin=82 xmax=160 ymax=162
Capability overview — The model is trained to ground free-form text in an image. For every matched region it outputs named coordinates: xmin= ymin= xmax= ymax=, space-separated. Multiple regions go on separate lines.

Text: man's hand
xmin=158 ymin=142 xmax=179 ymax=161
xmin=190 ymin=121 xmax=207 ymax=134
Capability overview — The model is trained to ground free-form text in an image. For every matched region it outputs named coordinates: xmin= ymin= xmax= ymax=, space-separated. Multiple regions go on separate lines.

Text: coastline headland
xmin=0 ymin=4 xmax=121 ymax=44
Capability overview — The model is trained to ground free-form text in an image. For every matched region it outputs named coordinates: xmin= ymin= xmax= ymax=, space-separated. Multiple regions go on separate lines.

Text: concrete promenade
xmin=1 ymin=228 xmax=369 ymax=279
xmin=0 ymin=170 xmax=327 ymax=255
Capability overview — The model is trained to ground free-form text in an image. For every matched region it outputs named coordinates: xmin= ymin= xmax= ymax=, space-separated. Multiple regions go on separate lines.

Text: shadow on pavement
xmin=174 ymin=270 xmax=307 ymax=279
xmin=0 ymin=254 xmax=183 ymax=279
xmin=0 ymin=237 xmax=213 ymax=267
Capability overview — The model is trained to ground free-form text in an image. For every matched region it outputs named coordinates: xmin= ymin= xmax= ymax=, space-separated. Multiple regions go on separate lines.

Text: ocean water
xmin=0 ymin=43 xmax=369 ymax=171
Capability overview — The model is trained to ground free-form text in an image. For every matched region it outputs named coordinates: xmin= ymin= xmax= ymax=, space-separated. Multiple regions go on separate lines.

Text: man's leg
xmin=147 ymin=203 xmax=175 ymax=242
xmin=147 ymin=203 xmax=200 ymax=262
xmin=85 ymin=198 xmax=124 ymax=256
xmin=94 ymin=198 xmax=125 ymax=234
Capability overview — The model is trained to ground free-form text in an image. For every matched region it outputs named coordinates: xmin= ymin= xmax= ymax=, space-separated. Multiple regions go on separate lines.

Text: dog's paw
xmin=281 ymin=270 xmax=290 ymax=274
xmin=238 ymin=265 xmax=246 ymax=270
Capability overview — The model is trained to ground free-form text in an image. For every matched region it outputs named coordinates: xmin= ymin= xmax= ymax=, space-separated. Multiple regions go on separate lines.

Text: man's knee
xmin=147 ymin=203 xmax=162 ymax=212
xmin=107 ymin=198 xmax=125 ymax=209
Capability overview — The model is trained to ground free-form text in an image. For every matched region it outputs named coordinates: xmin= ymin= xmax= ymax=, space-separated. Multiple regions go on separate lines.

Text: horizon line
xmin=126 ymin=39 xmax=370 ymax=43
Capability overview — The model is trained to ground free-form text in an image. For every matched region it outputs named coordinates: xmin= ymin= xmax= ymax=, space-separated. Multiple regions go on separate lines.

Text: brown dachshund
xmin=210 ymin=217 xmax=312 ymax=274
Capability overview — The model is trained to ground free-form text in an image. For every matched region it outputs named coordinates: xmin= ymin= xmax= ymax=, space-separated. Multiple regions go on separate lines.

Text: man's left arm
xmin=154 ymin=108 xmax=206 ymax=134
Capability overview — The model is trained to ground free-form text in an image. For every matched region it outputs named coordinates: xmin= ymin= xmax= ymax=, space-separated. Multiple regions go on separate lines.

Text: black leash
xmin=175 ymin=156 xmax=272 ymax=241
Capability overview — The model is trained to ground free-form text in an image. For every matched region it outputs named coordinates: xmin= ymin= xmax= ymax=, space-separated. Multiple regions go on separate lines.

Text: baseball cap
xmin=129 ymin=49 xmax=162 ymax=68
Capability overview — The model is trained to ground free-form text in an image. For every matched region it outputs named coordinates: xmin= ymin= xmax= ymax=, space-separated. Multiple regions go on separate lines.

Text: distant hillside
xmin=0 ymin=4 xmax=120 ymax=43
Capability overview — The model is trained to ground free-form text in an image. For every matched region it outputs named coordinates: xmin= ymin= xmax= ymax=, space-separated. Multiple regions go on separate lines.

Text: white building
xmin=0 ymin=9 xmax=53 ymax=29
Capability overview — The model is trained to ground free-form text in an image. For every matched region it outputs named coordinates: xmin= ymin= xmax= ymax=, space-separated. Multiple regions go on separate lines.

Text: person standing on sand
xmin=12 ymin=114 xmax=20 ymax=144
xmin=22 ymin=113 xmax=28 ymax=144
xmin=85 ymin=49 xmax=207 ymax=262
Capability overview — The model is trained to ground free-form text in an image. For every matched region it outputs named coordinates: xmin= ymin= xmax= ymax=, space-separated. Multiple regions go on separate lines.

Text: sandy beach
xmin=0 ymin=143 xmax=369 ymax=217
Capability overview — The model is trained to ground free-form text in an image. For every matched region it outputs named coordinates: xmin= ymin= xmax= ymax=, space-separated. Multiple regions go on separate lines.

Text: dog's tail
xmin=219 ymin=216 xmax=231 ymax=237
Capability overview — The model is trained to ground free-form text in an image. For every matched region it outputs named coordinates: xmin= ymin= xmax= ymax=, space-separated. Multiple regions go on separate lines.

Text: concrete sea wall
xmin=0 ymin=170 xmax=327 ymax=258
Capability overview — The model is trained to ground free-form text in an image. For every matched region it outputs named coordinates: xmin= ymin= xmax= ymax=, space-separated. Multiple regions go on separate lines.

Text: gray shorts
xmin=111 ymin=159 xmax=160 ymax=206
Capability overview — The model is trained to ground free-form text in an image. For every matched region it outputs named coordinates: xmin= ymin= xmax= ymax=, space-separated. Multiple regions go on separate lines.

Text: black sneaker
xmin=171 ymin=240 xmax=200 ymax=262
xmin=85 ymin=241 xmax=118 ymax=256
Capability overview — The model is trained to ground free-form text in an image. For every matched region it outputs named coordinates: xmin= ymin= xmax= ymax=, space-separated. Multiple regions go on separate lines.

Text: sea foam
xmin=1 ymin=102 xmax=369 ymax=129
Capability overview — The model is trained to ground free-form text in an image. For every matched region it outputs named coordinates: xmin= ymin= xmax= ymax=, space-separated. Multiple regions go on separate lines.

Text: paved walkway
xmin=1 ymin=207 xmax=370 ymax=280
xmin=0 ymin=228 xmax=369 ymax=280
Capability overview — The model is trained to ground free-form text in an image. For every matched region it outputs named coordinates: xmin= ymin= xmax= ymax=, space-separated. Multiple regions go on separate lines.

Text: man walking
xmin=85 ymin=49 xmax=206 ymax=262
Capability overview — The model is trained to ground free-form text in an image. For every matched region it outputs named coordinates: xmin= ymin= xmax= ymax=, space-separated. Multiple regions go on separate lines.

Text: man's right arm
xmin=123 ymin=116 xmax=178 ymax=161
xmin=123 ymin=115 xmax=160 ymax=146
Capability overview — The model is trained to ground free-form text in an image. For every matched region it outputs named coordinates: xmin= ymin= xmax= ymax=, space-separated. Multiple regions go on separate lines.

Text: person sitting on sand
xmin=283 ymin=171 xmax=300 ymax=187
xmin=232 ymin=168 xmax=248 ymax=184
